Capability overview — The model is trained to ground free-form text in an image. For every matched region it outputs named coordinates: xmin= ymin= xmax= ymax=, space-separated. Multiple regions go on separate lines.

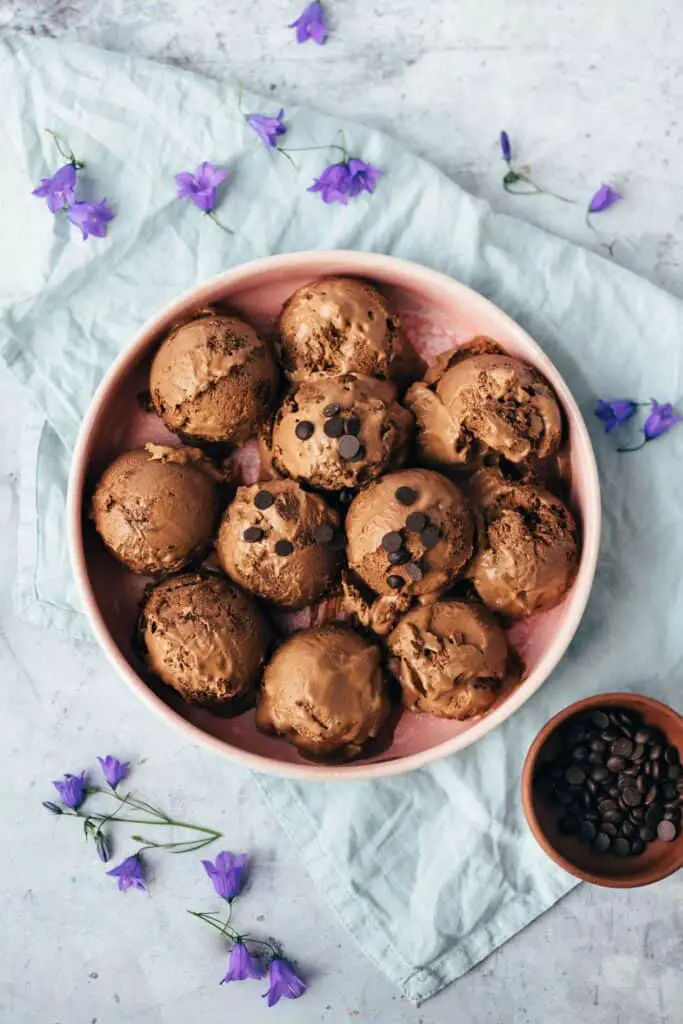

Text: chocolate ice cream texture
xmin=345 ymin=468 xmax=475 ymax=597
xmin=386 ymin=599 xmax=513 ymax=719
xmin=406 ymin=349 xmax=563 ymax=470
xmin=268 ymin=373 xmax=414 ymax=491
xmin=277 ymin=277 xmax=401 ymax=382
xmin=91 ymin=443 xmax=222 ymax=575
xmin=139 ymin=572 xmax=269 ymax=709
xmin=256 ymin=624 xmax=390 ymax=760
xmin=150 ymin=310 xmax=279 ymax=444
xmin=469 ymin=468 xmax=578 ymax=618
xmin=216 ymin=479 xmax=342 ymax=609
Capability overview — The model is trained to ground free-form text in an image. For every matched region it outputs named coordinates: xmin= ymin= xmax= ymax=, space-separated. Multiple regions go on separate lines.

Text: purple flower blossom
xmin=643 ymin=399 xmax=683 ymax=441
xmin=52 ymin=771 xmax=87 ymax=809
xmin=95 ymin=833 xmax=111 ymax=864
xmin=588 ymin=184 xmax=622 ymax=213
xmin=594 ymin=399 xmax=637 ymax=434
xmin=107 ymin=854 xmax=146 ymax=893
xmin=247 ymin=110 xmax=287 ymax=149
xmin=288 ymin=2 xmax=327 ymax=45
xmin=308 ymin=161 xmax=351 ymax=204
xmin=32 ymin=162 xmax=78 ymax=213
xmin=201 ymin=851 xmax=248 ymax=901
xmin=262 ymin=959 xmax=307 ymax=1006
xmin=347 ymin=158 xmax=383 ymax=197
xmin=174 ymin=162 xmax=228 ymax=213
xmin=67 ymin=199 xmax=115 ymax=240
xmin=500 ymin=131 xmax=512 ymax=163
xmin=97 ymin=756 xmax=130 ymax=789
xmin=220 ymin=942 xmax=265 ymax=983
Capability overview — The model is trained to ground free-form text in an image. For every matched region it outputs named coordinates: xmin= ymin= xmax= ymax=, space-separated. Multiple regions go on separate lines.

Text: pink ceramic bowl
xmin=67 ymin=251 xmax=601 ymax=780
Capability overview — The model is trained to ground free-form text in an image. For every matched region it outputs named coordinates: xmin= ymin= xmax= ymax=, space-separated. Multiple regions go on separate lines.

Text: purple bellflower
xmin=288 ymin=2 xmax=327 ymax=44
xmin=347 ymin=158 xmax=383 ymax=197
xmin=594 ymin=399 xmax=637 ymax=434
xmin=32 ymin=162 xmax=77 ymax=213
xmin=308 ymin=159 xmax=382 ymax=205
xmin=500 ymin=130 xmax=512 ymax=163
xmin=247 ymin=110 xmax=287 ymax=149
xmin=588 ymin=184 xmax=622 ymax=213
xmin=107 ymin=854 xmax=146 ymax=893
xmin=202 ymin=851 xmax=248 ymax=901
xmin=220 ymin=942 xmax=265 ymax=983
xmin=97 ymin=756 xmax=130 ymax=789
xmin=67 ymin=199 xmax=115 ymax=240
xmin=175 ymin=162 xmax=228 ymax=213
xmin=644 ymin=399 xmax=683 ymax=441
xmin=262 ymin=959 xmax=307 ymax=1006
xmin=52 ymin=771 xmax=87 ymax=810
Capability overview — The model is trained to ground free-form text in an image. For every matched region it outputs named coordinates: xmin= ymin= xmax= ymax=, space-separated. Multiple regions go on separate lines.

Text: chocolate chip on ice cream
xmin=139 ymin=572 xmax=269 ymax=711
xmin=91 ymin=443 xmax=223 ymax=575
xmin=150 ymin=310 xmax=279 ymax=444
xmin=345 ymin=468 xmax=474 ymax=597
xmin=216 ymin=479 xmax=341 ymax=609
xmin=270 ymin=374 xmax=413 ymax=492
xmin=255 ymin=624 xmax=390 ymax=760
xmin=277 ymin=277 xmax=401 ymax=381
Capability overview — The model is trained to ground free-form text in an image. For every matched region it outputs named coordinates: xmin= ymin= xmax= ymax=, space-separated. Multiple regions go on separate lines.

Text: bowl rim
xmin=521 ymin=691 xmax=683 ymax=887
xmin=67 ymin=249 xmax=602 ymax=781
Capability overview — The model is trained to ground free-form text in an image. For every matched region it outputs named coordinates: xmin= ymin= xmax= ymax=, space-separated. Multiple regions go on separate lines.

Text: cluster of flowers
xmin=32 ymin=133 xmax=114 ymax=240
xmin=594 ymin=399 xmax=682 ymax=451
xmin=45 ymin=757 xmax=305 ymax=1007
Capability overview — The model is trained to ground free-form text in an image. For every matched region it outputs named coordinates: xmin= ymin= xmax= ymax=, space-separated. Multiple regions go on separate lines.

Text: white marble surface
xmin=2 ymin=3 xmax=683 ymax=1022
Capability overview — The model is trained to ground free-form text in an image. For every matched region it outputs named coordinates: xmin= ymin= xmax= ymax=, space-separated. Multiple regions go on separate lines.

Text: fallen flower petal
xmin=67 ymin=199 xmax=115 ymax=240
xmin=643 ymin=398 xmax=683 ymax=441
xmin=588 ymin=184 xmax=622 ymax=213
xmin=32 ymin=162 xmax=77 ymax=213
xmin=347 ymin=158 xmax=383 ymax=197
xmin=247 ymin=110 xmax=287 ymax=149
xmin=107 ymin=854 xmax=146 ymax=893
xmin=262 ymin=958 xmax=307 ymax=1006
xmin=594 ymin=399 xmax=637 ymax=434
xmin=288 ymin=2 xmax=327 ymax=45
xmin=308 ymin=161 xmax=351 ymax=204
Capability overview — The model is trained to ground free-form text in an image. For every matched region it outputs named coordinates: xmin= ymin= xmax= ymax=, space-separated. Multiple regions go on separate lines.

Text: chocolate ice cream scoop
xmin=216 ymin=479 xmax=342 ymax=609
xmin=406 ymin=351 xmax=563 ymax=470
xmin=150 ymin=310 xmax=279 ymax=444
xmin=277 ymin=277 xmax=400 ymax=381
xmin=255 ymin=624 xmax=390 ymax=760
xmin=91 ymin=444 xmax=222 ymax=575
xmin=268 ymin=373 xmax=414 ymax=491
xmin=345 ymin=468 xmax=474 ymax=597
xmin=469 ymin=469 xmax=579 ymax=617
xmin=139 ymin=572 xmax=269 ymax=710
xmin=386 ymin=599 xmax=513 ymax=719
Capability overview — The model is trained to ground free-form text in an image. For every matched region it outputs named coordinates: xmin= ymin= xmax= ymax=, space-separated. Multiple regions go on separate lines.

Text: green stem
xmin=617 ymin=440 xmax=647 ymax=453
xmin=45 ymin=128 xmax=85 ymax=170
xmin=207 ymin=211 xmax=234 ymax=235
xmin=188 ymin=910 xmax=240 ymax=942
xmin=63 ymin=808 xmax=221 ymax=840
xmin=585 ymin=211 xmax=616 ymax=256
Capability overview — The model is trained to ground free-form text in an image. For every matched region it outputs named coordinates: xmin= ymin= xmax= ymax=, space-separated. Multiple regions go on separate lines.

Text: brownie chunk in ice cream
xmin=216 ymin=479 xmax=342 ymax=609
xmin=139 ymin=573 xmax=269 ymax=710
xmin=406 ymin=350 xmax=562 ymax=470
xmin=268 ymin=373 xmax=414 ymax=491
xmin=345 ymin=468 xmax=474 ymax=597
xmin=256 ymin=624 xmax=390 ymax=760
xmin=386 ymin=599 xmax=512 ymax=719
xmin=150 ymin=311 xmax=279 ymax=444
xmin=469 ymin=469 xmax=578 ymax=617
xmin=277 ymin=277 xmax=400 ymax=381
xmin=91 ymin=444 xmax=221 ymax=575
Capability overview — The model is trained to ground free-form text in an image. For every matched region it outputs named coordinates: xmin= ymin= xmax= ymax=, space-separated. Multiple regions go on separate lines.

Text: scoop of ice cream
xmin=345 ymin=468 xmax=474 ymax=597
xmin=255 ymin=624 xmax=390 ymax=760
xmin=139 ymin=572 xmax=269 ymax=710
xmin=469 ymin=469 xmax=578 ymax=617
xmin=269 ymin=373 xmax=414 ymax=491
xmin=277 ymin=278 xmax=400 ymax=381
xmin=406 ymin=351 xmax=563 ymax=470
xmin=386 ymin=599 xmax=512 ymax=719
xmin=91 ymin=444 xmax=221 ymax=574
xmin=216 ymin=479 xmax=342 ymax=609
xmin=150 ymin=310 xmax=279 ymax=444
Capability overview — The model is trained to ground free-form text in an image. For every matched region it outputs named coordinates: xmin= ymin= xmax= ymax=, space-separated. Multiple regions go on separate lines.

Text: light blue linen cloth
xmin=3 ymin=33 xmax=683 ymax=1004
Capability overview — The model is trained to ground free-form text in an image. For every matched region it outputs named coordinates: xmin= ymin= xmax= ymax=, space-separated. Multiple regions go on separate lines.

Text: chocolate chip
xmin=381 ymin=531 xmax=403 ymax=553
xmin=338 ymin=435 xmax=361 ymax=460
xmin=601 ymin=822 xmax=618 ymax=837
xmin=592 ymin=832 xmax=611 ymax=853
xmin=665 ymin=745 xmax=680 ymax=765
xmin=657 ymin=820 xmax=678 ymax=842
xmin=565 ymin=766 xmax=586 ymax=787
xmin=639 ymin=825 xmax=656 ymax=842
xmin=603 ymin=809 xmax=624 ymax=824
xmin=404 ymin=562 xmax=424 ymax=581
xmin=406 ymin=511 xmax=428 ymax=533
xmin=606 ymin=756 xmax=626 ymax=773
xmin=387 ymin=575 xmax=404 ymax=590
xmin=420 ymin=524 xmax=441 ymax=549
xmin=631 ymin=743 xmax=646 ymax=762
xmin=274 ymin=540 xmax=294 ymax=557
xmin=667 ymin=764 xmax=681 ymax=780
xmin=323 ymin=417 xmax=344 ymax=438
xmin=344 ymin=417 xmax=361 ymax=436
xmin=645 ymin=804 xmax=664 ymax=827
xmin=395 ymin=486 xmax=418 ymax=506
xmin=630 ymin=838 xmax=645 ymax=855
xmin=590 ymin=766 xmax=609 ymax=782
xmin=243 ymin=526 xmax=264 ymax=542
xmin=612 ymin=738 xmax=633 ymax=758
xmin=339 ymin=487 xmax=356 ymax=505
xmin=622 ymin=787 xmax=641 ymax=807
xmin=635 ymin=728 xmax=652 ymax=744
xmin=388 ymin=548 xmax=410 ymax=565
xmin=572 ymin=746 xmax=589 ymax=762
xmin=590 ymin=738 xmax=607 ymax=753
xmin=598 ymin=798 xmax=618 ymax=815
xmin=313 ymin=523 xmax=335 ymax=545
xmin=613 ymin=837 xmax=631 ymax=857
xmin=566 ymin=723 xmax=586 ymax=744
xmin=322 ymin=402 xmax=341 ymax=418
xmin=578 ymin=820 xmax=597 ymax=843
xmin=254 ymin=489 xmax=274 ymax=510
xmin=649 ymin=744 xmax=663 ymax=760
xmin=590 ymin=710 xmax=610 ymax=729
xmin=652 ymin=761 xmax=663 ymax=780
xmin=621 ymin=820 xmax=636 ymax=838
xmin=295 ymin=420 xmax=314 ymax=440
xmin=644 ymin=784 xmax=659 ymax=805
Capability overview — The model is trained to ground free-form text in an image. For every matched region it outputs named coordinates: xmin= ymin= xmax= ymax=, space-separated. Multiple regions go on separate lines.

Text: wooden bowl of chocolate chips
xmin=522 ymin=693 xmax=683 ymax=887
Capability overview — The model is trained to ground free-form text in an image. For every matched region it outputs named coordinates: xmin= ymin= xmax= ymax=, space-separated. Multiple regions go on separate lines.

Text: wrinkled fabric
xmin=2 ymin=33 xmax=683 ymax=1005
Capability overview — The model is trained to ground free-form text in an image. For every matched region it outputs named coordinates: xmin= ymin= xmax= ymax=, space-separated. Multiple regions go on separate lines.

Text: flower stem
xmin=584 ymin=211 xmax=616 ymax=256
xmin=45 ymin=128 xmax=85 ymax=170
xmin=207 ymin=211 xmax=234 ymax=234
xmin=617 ymin=440 xmax=647 ymax=453
xmin=188 ymin=910 xmax=240 ymax=943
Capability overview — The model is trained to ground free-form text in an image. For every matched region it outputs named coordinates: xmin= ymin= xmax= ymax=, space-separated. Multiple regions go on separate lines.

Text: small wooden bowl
xmin=522 ymin=692 xmax=683 ymax=888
